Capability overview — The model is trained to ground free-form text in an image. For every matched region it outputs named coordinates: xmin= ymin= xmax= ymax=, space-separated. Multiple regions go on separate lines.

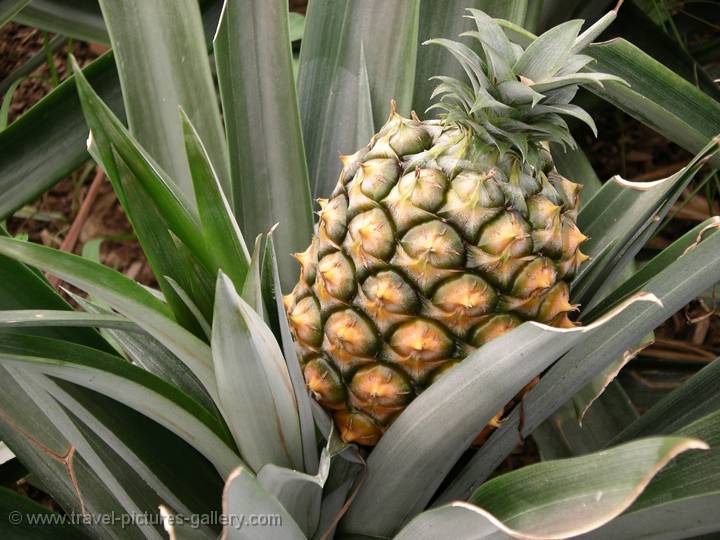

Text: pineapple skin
xmin=284 ymin=109 xmax=588 ymax=446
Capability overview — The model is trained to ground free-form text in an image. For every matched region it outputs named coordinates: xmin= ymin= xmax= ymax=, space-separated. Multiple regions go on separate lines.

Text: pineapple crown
xmin=425 ymin=5 xmax=627 ymax=163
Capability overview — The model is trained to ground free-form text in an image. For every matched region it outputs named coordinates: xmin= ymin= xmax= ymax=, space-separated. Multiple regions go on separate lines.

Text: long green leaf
xmin=8 ymin=368 xmax=168 ymax=540
xmin=257 ymin=449 xmax=331 ymax=538
xmin=0 ymin=334 xmax=240 ymax=477
xmin=438 ymin=228 xmax=720 ymax=503
xmin=0 ymin=309 xmax=138 ymax=331
xmin=496 ymin=20 xmax=720 ymax=166
xmin=298 ymin=0 xmax=419 ymax=198
xmin=0 ymin=237 xmax=220 ymax=402
xmin=581 ymin=411 xmax=720 ymax=539
xmin=610 ymin=1 xmax=720 ymax=101
xmin=222 ymin=466 xmax=305 ymax=540
xmin=340 ymin=296 xmax=655 ymax=537
xmin=585 ymin=218 xmax=720 ymax=321
xmin=0 ymin=365 xmax=154 ymax=538
xmin=181 ymin=109 xmax=250 ymax=290
xmin=574 ymin=138 xmax=720 ymax=309
xmin=0 ymin=231 xmax=113 ymax=353
xmin=98 ymin=0 xmax=230 ymax=205
xmin=112 ymin=149 xmax=212 ymax=334
xmin=586 ymin=38 xmax=720 ymax=167
xmin=13 ymin=0 xmax=108 ymax=44
xmin=261 ymin=234 xmax=318 ymax=474
xmin=472 ymin=437 xmax=706 ymax=537
xmin=212 ymin=273 xmax=303 ymax=473
xmin=396 ymin=438 xmax=705 ymax=540
xmin=514 ymin=19 xmax=583 ymax=82
xmin=533 ymin=381 xmax=638 ymax=459
xmin=71 ymin=55 xmax=214 ymax=275
xmin=36 ymin=374 xmax=224 ymax=532
xmin=214 ymin=0 xmax=313 ymax=291
xmin=0 ymin=3 xmax=223 ymax=222
xmin=75 ymin=293 xmax=217 ymax=415
xmin=74 ymin=56 xmax=219 ymax=330
xmin=614 ymin=357 xmax=720 ymax=444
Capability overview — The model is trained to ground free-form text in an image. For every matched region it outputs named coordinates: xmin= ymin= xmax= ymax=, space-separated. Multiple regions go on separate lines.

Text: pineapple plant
xmin=284 ymin=10 xmax=619 ymax=444
xmin=0 ymin=1 xmax=719 ymax=539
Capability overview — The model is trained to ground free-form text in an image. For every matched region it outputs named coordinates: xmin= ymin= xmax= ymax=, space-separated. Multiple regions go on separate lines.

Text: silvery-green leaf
xmin=222 ymin=466 xmax=305 ymax=540
xmin=0 ymin=237 xmax=220 ymax=403
xmin=214 ymin=0 xmax=313 ymax=291
xmin=570 ymin=5 xmax=621 ymax=53
xmin=98 ymin=0 xmax=230 ymax=204
xmin=530 ymin=72 xmax=625 ymax=92
xmin=580 ymin=411 xmax=720 ymax=539
xmin=12 ymin=0 xmax=108 ymax=44
xmin=0 ymin=310 xmax=138 ymax=332
xmin=464 ymin=8 xmax=515 ymax=81
xmin=397 ymin=437 xmax=705 ymax=540
xmin=586 ymin=39 xmax=720 ymax=167
xmin=257 ymin=448 xmax=331 ymax=537
xmin=575 ymin=138 xmax=720 ymax=310
xmin=0 ymin=333 xmax=240 ymax=477
xmin=164 ymin=277 xmax=212 ymax=341
xmin=414 ymin=0 xmax=529 ymax=115
xmin=36 ymin=373 xmax=224 ymax=536
xmin=439 ymin=229 xmax=720 ymax=502
xmin=529 ymin=103 xmax=597 ymax=136
xmin=341 ymin=295 xmax=656 ymax=537
xmin=212 ymin=273 xmax=303 ymax=473
xmin=584 ymin=218 xmax=720 ymax=322
xmin=0 ymin=365 xmax=147 ymax=538
xmin=181 ymin=108 xmax=250 ymax=290
xmin=298 ymin=0 xmax=419 ymax=198
xmin=71 ymin=292 xmax=218 ymax=416
xmin=241 ymin=236 xmax=264 ymax=320
xmin=260 ymin=234 xmax=318 ymax=473
xmin=533 ymin=382 xmax=638 ymax=460
xmin=71 ymin=56 xmax=216 ymax=275
xmin=514 ymin=19 xmax=582 ymax=81
xmin=471 ymin=436 xmax=706 ymax=537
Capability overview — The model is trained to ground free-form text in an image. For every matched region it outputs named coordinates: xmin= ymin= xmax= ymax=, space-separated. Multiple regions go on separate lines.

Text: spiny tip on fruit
xmin=335 ymin=411 xmax=382 ymax=446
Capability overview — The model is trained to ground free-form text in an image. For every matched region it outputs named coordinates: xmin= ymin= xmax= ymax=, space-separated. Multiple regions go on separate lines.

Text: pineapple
xmin=285 ymin=11 xmax=615 ymax=446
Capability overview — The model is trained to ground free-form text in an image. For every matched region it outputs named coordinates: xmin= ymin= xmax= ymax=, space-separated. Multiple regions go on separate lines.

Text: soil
xmin=1 ymin=23 xmax=153 ymax=285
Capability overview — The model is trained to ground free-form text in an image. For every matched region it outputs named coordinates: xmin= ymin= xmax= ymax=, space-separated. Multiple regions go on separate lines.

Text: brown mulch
xmin=1 ymin=22 xmax=150 ymax=284
xmin=0 ymin=24 xmax=99 ymax=125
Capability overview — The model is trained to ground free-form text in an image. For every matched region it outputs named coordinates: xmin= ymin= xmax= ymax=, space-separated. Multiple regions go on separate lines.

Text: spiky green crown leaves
xmin=425 ymin=8 xmax=626 ymax=163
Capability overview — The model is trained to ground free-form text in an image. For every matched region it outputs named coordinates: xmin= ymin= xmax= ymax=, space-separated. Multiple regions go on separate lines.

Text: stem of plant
xmin=47 ymin=168 xmax=106 ymax=288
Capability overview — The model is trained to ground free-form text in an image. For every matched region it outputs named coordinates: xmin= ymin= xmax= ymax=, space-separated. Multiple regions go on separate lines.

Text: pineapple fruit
xmin=285 ymin=11 xmax=603 ymax=446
